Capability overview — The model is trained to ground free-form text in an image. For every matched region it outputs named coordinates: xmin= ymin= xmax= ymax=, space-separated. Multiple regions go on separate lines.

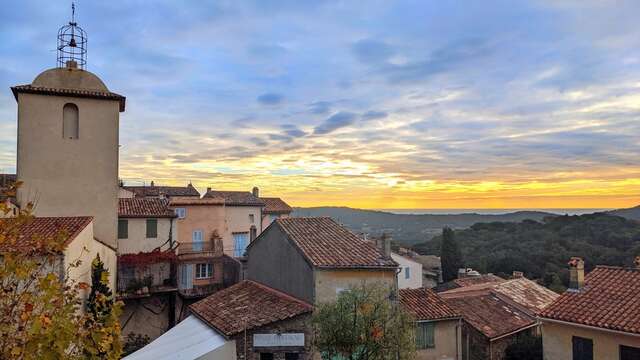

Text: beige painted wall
xmin=173 ymin=204 xmax=225 ymax=252
xmin=16 ymin=93 xmax=120 ymax=248
xmin=391 ymin=253 xmax=423 ymax=289
xmin=542 ymin=320 xmax=640 ymax=360
xmin=117 ymin=217 xmax=176 ymax=254
xmin=314 ymin=269 xmax=397 ymax=304
xmin=224 ymin=205 xmax=262 ymax=256
xmin=416 ymin=319 xmax=460 ymax=360
xmin=63 ymin=221 xmax=117 ymax=299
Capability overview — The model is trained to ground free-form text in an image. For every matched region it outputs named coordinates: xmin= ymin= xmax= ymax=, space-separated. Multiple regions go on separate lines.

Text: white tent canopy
xmin=124 ymin=316 xmax=228 ymax=360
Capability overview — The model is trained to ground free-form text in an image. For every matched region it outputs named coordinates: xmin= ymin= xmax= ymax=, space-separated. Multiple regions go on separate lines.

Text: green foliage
xmin=504 ymin=334 xmax=542 ymax=360
xmin=440 ymin=227 xmax=463 ymax=282
xmin=312 ymin=284 xmax=416 ymax=360
xmin=122 ymin=333 xmax=151 ymax=357
xmin=0 ymin=183 xmax=123 ymax=359
xmin=414 ymin=214 xmax=640 ymax=286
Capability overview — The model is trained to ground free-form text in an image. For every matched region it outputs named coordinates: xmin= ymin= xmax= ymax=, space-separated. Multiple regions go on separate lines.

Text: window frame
xmin=405 ymin=267 xmax=411 ymax=279
xmin=572 ymin=336 xmax=593 ymax=360
xmin=175 ymin=207 xmax=186 ymax=219
xmin=62 ymin=103 xmax=79 ymax=139
xmin=416 ymin=321 xmax=435 ymax=349
xmin=118 ymin=219 xmax=128 ymax=239
xmin=249 ymin=213 xmax=255 ymax=223
xmin=146 ymin=218 xmax=158 ymax=238
xmin=195 ymin=263 xmax=213 ymax=279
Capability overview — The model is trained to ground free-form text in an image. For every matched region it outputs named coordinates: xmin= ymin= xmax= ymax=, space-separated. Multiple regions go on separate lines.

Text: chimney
xmin=150 ymin=180 xmax=155 ymax=187
xmin=380 ymin=233 xmax=391 ymax=257
xmin=512 ymin=271 xmax=524 ymax=278
xmin=252 ymin=186 xmax=259 ymax=198
xmin=568 ymin=257 xmax=585 ymax=291
xmin=206 ymin=187 xmax=212 ymax=193
xmin=634 ymin=256 xmax=640 ymax=269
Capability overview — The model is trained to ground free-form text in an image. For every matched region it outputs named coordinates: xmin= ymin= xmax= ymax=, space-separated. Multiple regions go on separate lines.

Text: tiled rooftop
xmin=122 ymin=184 xmax=200 ymax=198
xmin=118 ymin=198 xmax=175 ymax=218
xmin=11 ymin=84 xmax=126 ymax=111
xmin=261 ymin=197 xmax=293 ymax=214
xmin=442 ymin=292 xmax=536 ymax=339
xmin=0 ymin=216 xmax=93 ymax=253
xmin=435 ymin=274 xmax=505 ymax=292
xmin=539 ymin=266 xmax=640 ymax=335
xmin=203 ymin=190 xmax=265 ymax=206
xmin=272 ymin=217 xmax=397 ymax=269
xmin=399 ymin=287 xmax=460 ymax=321
xmin=190 ymin=280 xmax=313 ymax=337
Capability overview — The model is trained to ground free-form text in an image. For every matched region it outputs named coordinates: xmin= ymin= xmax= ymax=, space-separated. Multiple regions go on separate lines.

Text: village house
xmin=246 ymin=217 xmax=398 ymax=304
xmin=117 ymin=197 xmax=179 ymax=340
xmin=539 ymin=257 xmax=640 ymax=360
xmin=0 ymin=216 xmax=116 ymax=298
xmin=169 ymin=197 xmax=241 ymax=304
xmin=261 ymin=196 xmax=293 ymax=229
xmin=391 ymin=252 xmax=423 ymax=289
xmin=400 ymin=287 xmax=462 ymax=360
xmin=202 ymin=187 xmax=265 ymax=257
xmin=439 ymin=274 xmax=559 ymax=360
xmin=120 ymin=182 xmax=200 ymax=200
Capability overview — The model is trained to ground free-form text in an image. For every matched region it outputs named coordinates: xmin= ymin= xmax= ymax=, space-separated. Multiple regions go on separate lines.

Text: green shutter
xmin=146 ymin=219 xmax=158 ymax=238
xmin=416 ymin=322 xmax=435 ymax=349
xmin=118 ymin=219 xmax=128 ymax=239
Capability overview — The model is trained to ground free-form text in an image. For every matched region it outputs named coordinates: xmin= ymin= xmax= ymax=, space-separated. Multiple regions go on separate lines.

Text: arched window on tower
xmin=63 ymin=103 xmax=79 ymax=139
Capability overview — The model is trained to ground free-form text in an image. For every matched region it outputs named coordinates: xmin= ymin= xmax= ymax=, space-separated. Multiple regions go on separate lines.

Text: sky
xmin=1 ymin=0 xmax=639 ymax=209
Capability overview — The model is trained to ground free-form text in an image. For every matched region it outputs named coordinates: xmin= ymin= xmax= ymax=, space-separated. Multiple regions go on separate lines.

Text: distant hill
xmin=292 ymin=206 xmax=555 ymax=245
xmin=608 ymin=205 xmax=640 ymax=221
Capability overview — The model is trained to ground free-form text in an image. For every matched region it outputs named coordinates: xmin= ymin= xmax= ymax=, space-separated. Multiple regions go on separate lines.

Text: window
xmin=620 ymin=345 xmax=640 ymax=360
xmin=192 ymin=230 xmax=204 ymax=251
xmin=405 ymin=267 xmax=411 ymax=279
xmin=146 ymin=219 xmax=158 ymax=238
xmin=63 ymin=103 xmax=79 ymax=139
xmin=250 ymin=225 xmax=257 ymax=242
xmin=416 ymin=322 xmax=435 ymax=349
xmin=572 ymin=336 xmax=593 ymax=360
xmin=195 ymin=263 xmax=212 ymax=279
xmin=249 ymin=214 xmax=255 ymax=223
xmin=118 ymin=219 xmax=128 ymax=239
xmin=285 ymin=353 xmax=299 ymax=360
xmin=259 ymin=354 xmax=273 ymax=360
xmin=233 ymin=232 xmax=249 ymax=257
xmin=174 ymin=208 xmax=186 ymax=219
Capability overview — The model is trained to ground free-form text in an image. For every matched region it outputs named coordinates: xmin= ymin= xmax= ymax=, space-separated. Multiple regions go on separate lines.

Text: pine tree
xmin=87 ymin=254 xmax=113 ymax=318
xmin=441 ymin=227 xmax=463 ymax=282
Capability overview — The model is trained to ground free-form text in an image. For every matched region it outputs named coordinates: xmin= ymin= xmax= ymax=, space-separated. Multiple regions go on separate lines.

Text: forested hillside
xmin=412 ymin=213 xmax=640 ymax=287
xmin=293 ymin=207 xmax=553 ymax=244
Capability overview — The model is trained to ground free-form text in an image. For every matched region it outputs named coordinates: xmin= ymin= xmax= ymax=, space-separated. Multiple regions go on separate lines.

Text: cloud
xmin=352 ymin=39 xmax=394 ymax=64
xmin=308 ymin=101 xmax=332 ymax=115
xmin=313 ymin=112 xmax=357 ymax=135
xmin=362 ymin=110 xmax=388 ymax=120
xmin=257 ymin=93 xmax=285 ymax=105
xmin=281 ymin=124 xmax=307 ymax=138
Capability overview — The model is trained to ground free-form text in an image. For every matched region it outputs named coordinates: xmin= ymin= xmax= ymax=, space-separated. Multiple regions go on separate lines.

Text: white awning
xmin=124 ymin=315 xmax=227 ymax=360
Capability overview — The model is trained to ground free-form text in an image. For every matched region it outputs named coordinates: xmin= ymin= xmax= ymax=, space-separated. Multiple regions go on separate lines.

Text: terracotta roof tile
xmin=261 ymin=197 xmax=292 ymax=214
xmin=0 ymin=216 xmax=92 ymax=253
xmin=442 ymin=292 xmax=536 ymax=339
xmin=11 ymin=84 xmax=126 ymax=112
xmin=539 ymin=266 xmax=640 ymax=335
xmin=169 ymin=198 xmax=224 ymax=206
xmin=122 ymin=184 xmax=200 ymax=198
xmin=190 ymin=280 xmax=313 ymax=337
xmin=118 ymin=198 xmax=175 ymax=218
xmin=434 ymin=274 xmax=504 ymax=292
xmin=399 ymin=288 xmax=460 ymax=321
xmin=272 ymin=217 xmax=397 ymax=269
xmin=203 ymin=190 xmax=265 ymax=206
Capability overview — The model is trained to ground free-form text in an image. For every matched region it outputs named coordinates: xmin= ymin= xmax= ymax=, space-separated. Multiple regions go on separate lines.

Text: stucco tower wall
xmin=16 ymin=92 xmax=120 ymax=248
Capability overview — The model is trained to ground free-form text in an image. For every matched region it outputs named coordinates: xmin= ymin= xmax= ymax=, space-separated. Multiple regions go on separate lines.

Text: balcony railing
xmin=117 ymin=262 xmax=176 ymax=298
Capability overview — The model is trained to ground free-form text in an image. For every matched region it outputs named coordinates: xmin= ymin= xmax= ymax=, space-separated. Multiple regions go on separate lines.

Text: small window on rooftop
xmin=62 ymin=103 xmax=79 ymax=139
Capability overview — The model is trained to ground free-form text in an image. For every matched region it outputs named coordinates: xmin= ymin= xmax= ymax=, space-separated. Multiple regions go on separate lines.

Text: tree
xmin=312 ymin=283 xmax=416 ymax=360
xmin=84 ymin=254 xmax=122 ymax=359
xmin=440 ymin=227 xmax=463 ymax=282
xmin=0 ymin=182 xmax=123 ymax=359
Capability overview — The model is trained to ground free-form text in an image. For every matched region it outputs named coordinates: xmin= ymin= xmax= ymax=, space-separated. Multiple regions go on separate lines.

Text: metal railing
xmin=176 ymin=241 xmax=218 ymax=255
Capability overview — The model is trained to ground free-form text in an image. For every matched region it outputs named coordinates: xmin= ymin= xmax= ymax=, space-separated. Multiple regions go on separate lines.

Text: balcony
xmin=116 ymin=253 xmax=177 ymax=299
xmin=176 ymin=241 xmax=221 ymax=261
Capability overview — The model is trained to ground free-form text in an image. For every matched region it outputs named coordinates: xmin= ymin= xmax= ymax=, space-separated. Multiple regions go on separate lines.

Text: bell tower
xmin=11 ymin=4 xmax=125 ymax=248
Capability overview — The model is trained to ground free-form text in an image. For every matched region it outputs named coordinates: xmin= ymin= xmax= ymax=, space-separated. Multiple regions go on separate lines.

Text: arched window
xmin=63 ymin=103 xmax=79 ymax=139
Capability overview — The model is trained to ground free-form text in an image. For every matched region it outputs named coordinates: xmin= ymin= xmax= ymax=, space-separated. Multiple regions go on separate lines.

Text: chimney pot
xmin=381 ymin=233 xmax=391 ymax=257
xmin=512 ymin=271 xmax=524 ymax=278
xmin=568 ymin=257 xmax=585 ymax=291
xmin=252 ymin=186 xmax=259 ymax=198
xmin=207 ymin=187 xmax=212 ymax=193
xmin=150 ymin=180 xmax=155 ymax=187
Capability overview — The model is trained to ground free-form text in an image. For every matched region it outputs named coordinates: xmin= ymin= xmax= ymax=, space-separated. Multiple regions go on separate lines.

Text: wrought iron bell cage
xmin=57 ymin=21 xmax=87 ymax=69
